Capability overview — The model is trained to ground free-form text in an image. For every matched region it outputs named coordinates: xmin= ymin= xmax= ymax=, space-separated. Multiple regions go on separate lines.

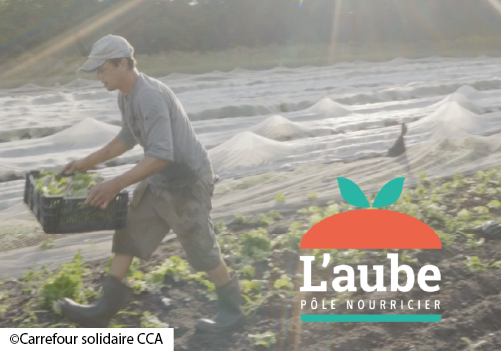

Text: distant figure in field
xmin=387 ymin=123 xmax=407 ymax=157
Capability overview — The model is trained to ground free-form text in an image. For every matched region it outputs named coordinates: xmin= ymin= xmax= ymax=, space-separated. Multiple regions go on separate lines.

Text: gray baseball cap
xmin=79 ymin=35 xmax=134 ymax=72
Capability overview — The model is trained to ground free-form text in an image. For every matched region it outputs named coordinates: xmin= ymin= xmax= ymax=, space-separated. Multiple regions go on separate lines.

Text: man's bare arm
xmin=84 ymin=155 xmax=168 ymax=208
xmin=85 ymin=136 xmax=129 ymax=166
xmin=115 ymin=156 xmax=168 ymax=189
xmin=62 ymin=136 xmax=128 ymax=175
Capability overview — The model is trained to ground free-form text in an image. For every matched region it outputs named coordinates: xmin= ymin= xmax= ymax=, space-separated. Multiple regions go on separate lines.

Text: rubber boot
xmin=59 ymin=275 xmax=131 ymax=328
xmin=196 ymin=272 xmax=244 ymax=333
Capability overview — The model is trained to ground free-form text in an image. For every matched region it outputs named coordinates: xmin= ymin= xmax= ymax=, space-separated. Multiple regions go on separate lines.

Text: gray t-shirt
xmin=117 ymin=73 xmax=210 ymax=188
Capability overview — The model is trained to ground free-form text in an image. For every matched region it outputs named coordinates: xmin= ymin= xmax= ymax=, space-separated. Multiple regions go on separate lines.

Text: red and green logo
xmin=299 ymin=177 xmax=442 ymax=323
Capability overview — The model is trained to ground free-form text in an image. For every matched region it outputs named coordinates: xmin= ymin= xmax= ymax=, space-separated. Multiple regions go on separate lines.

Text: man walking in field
xmin=59 ymin=34 xmax=243 ymax=332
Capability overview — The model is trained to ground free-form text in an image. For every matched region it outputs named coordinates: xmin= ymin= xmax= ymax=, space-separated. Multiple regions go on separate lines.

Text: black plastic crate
xmin=23 ymin=170 xmax=129 ymax=234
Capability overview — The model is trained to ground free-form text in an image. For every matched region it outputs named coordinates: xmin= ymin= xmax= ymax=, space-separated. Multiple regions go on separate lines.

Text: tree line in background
xmin=1 ymin=0 xmax=501 ymax=60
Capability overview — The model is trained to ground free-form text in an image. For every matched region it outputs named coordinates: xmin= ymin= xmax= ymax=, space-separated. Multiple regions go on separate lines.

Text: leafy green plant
xmin=240 ymin=265 xmax=256 ymax=279
xmin=419 ymin=173 xmax=430 ymax=185
xmin=309 ymin=213 xmax=323 ymax=226
xmin=399 ymin=250 xmax=418 ymax=264
xmin=274 ymin=193 xmax=285 ymax=203
xmin=18 ymin=266 xmax=51 ymax=297
xmin=487 ymin=200 xmax=501 ymax=209
xmin=297 ymin=206 xmax=322 ymax=214
xmin=40 ymin=238 xmax=54 ymax=250
xmin=315 ymin=249 xmax=366 ymax=267
xmin=459 ymin=233 xmax=485 ymax=249
xmin=233 ymin=214 xmax=251 ymax=225
xmin=461 ymin=337 xmax=487 ymax=350
xmin=35 ymin=170 xmax=102 ymax=197
xmin=248 ymin=331 xmax=277 ymax=349
xmin=145 ymin=256 xmax=191 ymax=293
xmin=242 ymin=272 xmax=294 ymax=314
xmin=242 ymin=279 xmax=265 ymax=295
xmin=273 ymin=222 xmax=307 ymax=252
xmin=435 ymin=230 xmax=456 ymax=247
xmin=40 ymin=252 xmax=90 ymax=309
xmin=140 ymin=311 xmax=169 ymax=328
xmin=242 ymin=294 xmax=270 ymax=315
xmin=242 ymin=272 xmax=296 ymax=315
xmin=214 ymin=221 xmax=227 ymax=234
xmin=240 ymin=229 xmax=271 ymax=260
xmin=323 ymin=203 xmax=340 ymax=217
xmin=457 ymin=209 xmax=471 ymax=221
xmin=240 ymin=279 xmax=268 ymax=315
xmin=14 ymin=309 xmax=45 ymax=328
xmin=185 ymin=271 xmax=217 ymax=301
xmin=273 ymin=274 xmax=293 ymax=292
xmin=268 ymin=210 xmax=282 ymax=220
xmin=125 ymin=258 xmax=148 ymax=294
xmin=0 ymin=290 xmax=7 ymax=301
xmin=305 ymin=203 xmax=341 ymax=226
xmin=258 ymin=214 xmax=275 ymax=226
xmin=113 ymin=309 xmax=140 ymax=328
xmin=452 ymin=173 xmax=466 ymax=188
xmin=414 ymin=184 xmax=428 ymax=198
xmin=0 ymin=305 xmax=7 ymax=317
xmin=472 ymin=206 xmax=489 ymax=215
xmin=463 ymin=256 xmax=501 ymax=273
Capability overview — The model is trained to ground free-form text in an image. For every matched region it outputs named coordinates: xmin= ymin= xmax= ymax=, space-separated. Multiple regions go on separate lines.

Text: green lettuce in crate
xmin=35 ymin=170 xmax=103 ymax=198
